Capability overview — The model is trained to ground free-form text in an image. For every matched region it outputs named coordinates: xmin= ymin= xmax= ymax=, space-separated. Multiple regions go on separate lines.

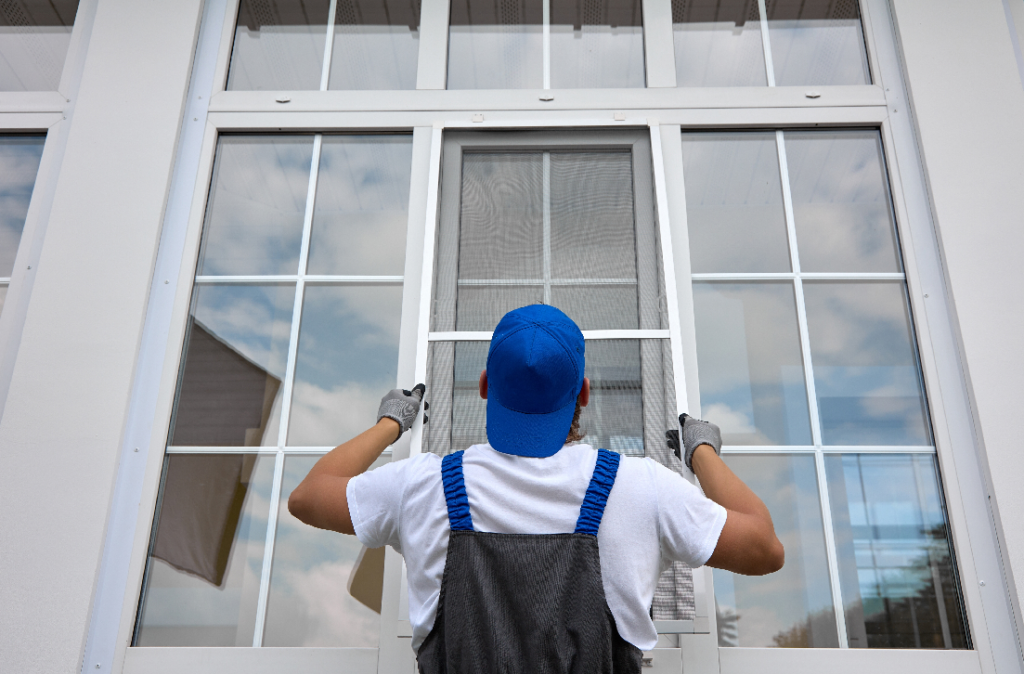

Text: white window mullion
xmin=277 ymin=133 xmax=322 ymax=449
xmin=252 ymin=133 xmax=323 ymax=646
xmin=777 ymin=128 xmax=849 ymax=649
xmin=251 ymin=449 xmax=285 ymax=646
xmin=320 ymin=0 xmax=340 ymax=90
xmin=757 ymin=0 xmax=775 ymax=86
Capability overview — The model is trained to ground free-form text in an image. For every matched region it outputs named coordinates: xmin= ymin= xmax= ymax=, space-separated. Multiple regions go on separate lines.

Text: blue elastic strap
xmin=574 ymin=449 xmax=621 ymax=536
xmin=441 ymin=451 xmax=474 ymax=532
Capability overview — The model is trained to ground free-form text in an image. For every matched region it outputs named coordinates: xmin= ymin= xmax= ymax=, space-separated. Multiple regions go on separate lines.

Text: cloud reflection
xmin=803 ymin=282 xmax=931 ymax=445
xmin=693 ymin=282 xmax=811 ymax=445
xmin=786 ymin=131 xmax=901 ymax=273
xmin=308 ymin=136 xmax=413 ymax=275
xmin=199 ymin=136 xmax=314 ymax=276
xmin=715 ymin=454 xmax=838 ymax=648
xmin=263 ymin=455 xmax=382 ymax=646
xmin=287 ymin=285 xmax=402 ymax=446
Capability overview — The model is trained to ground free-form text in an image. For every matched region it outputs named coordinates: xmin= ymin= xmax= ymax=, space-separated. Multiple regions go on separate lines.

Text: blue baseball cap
xmin=486 ymin=304 xmax=585 ymax=458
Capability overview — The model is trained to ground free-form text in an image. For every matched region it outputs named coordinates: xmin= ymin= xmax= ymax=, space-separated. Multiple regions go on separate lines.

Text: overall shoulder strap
xmin=441 ymin=450 xmax=474 ymax=531
xmin=574 ymin=448 xmax=621 ymax=536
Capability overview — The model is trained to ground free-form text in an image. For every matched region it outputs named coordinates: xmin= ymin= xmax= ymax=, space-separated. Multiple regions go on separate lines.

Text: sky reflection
xmin=309 ymin=136 xmax=413 ymax=275
xmin=198 ymin=136 xmax=314 ymax=276
xmin=803 ymin=282 xmax=931 ymax=445
xmin=263 ymin=455 xmax=385 ymax=646
xmin=0 ymin=136 xmax=45 ymax=277
xmin=715 ymin=454 xmax=837 ymax=648
xmin=693 ymin=282 xmax=810 ymax=445
xmin=287 ymin=285 xmax=403 ymax=446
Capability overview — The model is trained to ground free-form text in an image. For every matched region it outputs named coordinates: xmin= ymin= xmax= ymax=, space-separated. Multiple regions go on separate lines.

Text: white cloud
xmin=703 ymin=402 xmax=755 ymax=434
xmin=283 ymin=561 xmax=380 ymax=647
xmin=287 ymin=380 xmax=382 ymax=447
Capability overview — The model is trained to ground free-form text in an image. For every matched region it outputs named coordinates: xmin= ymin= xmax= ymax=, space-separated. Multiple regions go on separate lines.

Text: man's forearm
xmin=306 ymin=418 xmax=400 ymax=480
xmin=287 ymin=418 xmax=399 ymax=535
xmin=691 ymin=444 xmax=772 ymax=522
xmin=693 ymin=444 xmax=784 ymax=574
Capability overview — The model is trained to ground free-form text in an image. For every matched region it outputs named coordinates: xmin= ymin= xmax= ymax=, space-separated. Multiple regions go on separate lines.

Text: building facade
xmin=2 ymin=1 xmax=1024 ymax=673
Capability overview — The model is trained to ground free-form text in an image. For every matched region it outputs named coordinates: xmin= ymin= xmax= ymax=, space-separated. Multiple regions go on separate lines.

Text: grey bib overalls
xmin=416 ymin=448 xmax=642 ymax=674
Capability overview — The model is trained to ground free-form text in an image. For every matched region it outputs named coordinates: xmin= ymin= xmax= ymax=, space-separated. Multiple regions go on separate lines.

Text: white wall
xmin=0 ymin=1 xmax=202 ymax=672
xmin=891 ymin=0 xmax=1024 ymax=652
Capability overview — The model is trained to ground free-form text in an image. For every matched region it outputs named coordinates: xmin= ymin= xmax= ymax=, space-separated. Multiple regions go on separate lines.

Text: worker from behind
xmin=288 ymin=304 xmax=784 ymax=673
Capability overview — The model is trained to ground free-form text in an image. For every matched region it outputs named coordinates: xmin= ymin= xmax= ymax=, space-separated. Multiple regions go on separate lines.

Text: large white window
xmin=113 ymin=0 xmax=1013 ymax=672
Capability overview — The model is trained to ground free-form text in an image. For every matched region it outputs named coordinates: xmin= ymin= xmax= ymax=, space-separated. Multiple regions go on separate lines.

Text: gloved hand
xmin=377 ymin=384 xmax=426 ymax=442
xmin=679 ymin=413 xmax=722 ymax=473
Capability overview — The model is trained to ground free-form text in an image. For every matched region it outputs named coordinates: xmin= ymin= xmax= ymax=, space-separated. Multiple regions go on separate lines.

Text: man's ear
xmin=479 ymin=370 xmax=488 ymax=400
xmin=578 ymin=377 xmax=590 ymax=407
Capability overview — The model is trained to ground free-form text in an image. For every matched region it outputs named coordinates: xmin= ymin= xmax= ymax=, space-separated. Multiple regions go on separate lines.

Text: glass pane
xmin=672 ymin=0 xmax=767 ymax=87
xmin=786 ymin=130 xmax=901 ymax=273
xmin=681 ymin=132 xmax=790 ymax=273
xmin=227 ymin=0 xmax=330 ymax=91
xmin=458 ymin=152 xmax=544 ymax=280
xmin=0 ymin=136 xmax=45 ymax=276
xmin=307 ymin=135 xmax=413 ymax=275
xmin=263 ymin=455 xmax=385 ymax=646
xmin=550 ymin=0 xmax=645 ymax=89
xmin=693 ymin=282 xmax=811 ymax=445
xmin=714 ymin=454 xmax=838 ymax=647
xmin=328 ymin=0 xmax=420 ymax=90
xmin=826 ymin=454 xmax=969 ymax=649
xmin=550 ymin=152 xmax=638 ymax=281
xmin=170 ymin=284 xmax=293 ymax=447
xmin=447 ymin=0 xmax=543 ymax=89
xmin=287 ymin=285 xmax=403 ymax=446
xmin=804 ymin=282 xmax=931 ymax=445
xmin=198 ymin=136 xmax=314 ymax=276
xmin=0 ymin=1 xmax=78 ymax=91
xmin=549 ymin=284 xmax=638 ymax=330
xmin=766 ymin=0 xmax=870 ymax=86
xmin=456 ymin=285 xmax=544 ymax=331
xmin=134 ymin=454 xmax=274 ymax=646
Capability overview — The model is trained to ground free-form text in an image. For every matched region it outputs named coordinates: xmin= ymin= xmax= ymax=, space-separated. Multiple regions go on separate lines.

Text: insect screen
xmin=425 ymin=140 xmax=693 ymax=619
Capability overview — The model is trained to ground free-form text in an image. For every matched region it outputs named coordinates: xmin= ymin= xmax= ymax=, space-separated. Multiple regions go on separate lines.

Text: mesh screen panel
xmin=433 ymin=149 xmax=666 ymax=333
xmin=549 ymin=152 xmax=638 ymax=280
xmin=428 ymin=137 xmax=691 ymax=617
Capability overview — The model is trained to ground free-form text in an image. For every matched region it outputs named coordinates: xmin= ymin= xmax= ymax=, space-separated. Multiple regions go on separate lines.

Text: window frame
xmin=97 ymin=0 xmax=1019 ymax=672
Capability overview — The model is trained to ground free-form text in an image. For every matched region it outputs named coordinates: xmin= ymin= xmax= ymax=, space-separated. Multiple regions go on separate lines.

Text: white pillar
xmin=0 ymin=0 xmax=204 ymax=671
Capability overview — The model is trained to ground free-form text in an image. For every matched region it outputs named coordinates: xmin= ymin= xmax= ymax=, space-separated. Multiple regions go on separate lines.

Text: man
xmin=289 ymin=304 xmax=783 ymax=673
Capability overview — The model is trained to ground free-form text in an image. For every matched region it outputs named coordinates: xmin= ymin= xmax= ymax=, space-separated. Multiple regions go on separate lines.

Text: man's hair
xmin=566 ymin=400 xmax=585 ymax=443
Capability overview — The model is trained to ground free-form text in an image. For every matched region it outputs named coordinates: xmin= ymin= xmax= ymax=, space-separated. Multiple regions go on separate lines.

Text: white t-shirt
xmin=347 ymin=443 xmax=727 ymax=652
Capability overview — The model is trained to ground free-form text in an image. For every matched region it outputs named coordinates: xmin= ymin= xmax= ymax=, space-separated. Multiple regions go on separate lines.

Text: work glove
xmin=679 ymin=413 xmax=721 ymax=473
xmin=377 ymin=384 xmax=427 ymax=442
